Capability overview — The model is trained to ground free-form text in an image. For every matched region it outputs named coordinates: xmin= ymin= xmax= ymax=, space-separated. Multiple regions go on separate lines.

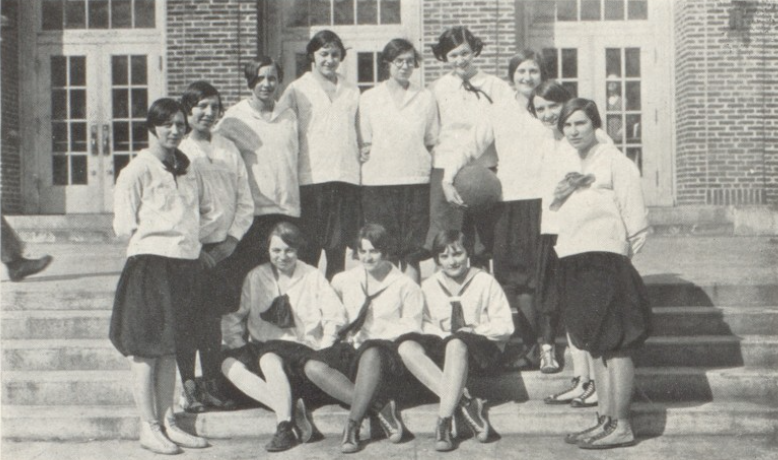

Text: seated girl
xmin=220 ymin=222 xmax=347 ymax=452
xmin=397 ymin=230 xmax=514 ymax=452
xmin=303 ymin=223 xmax=425 ymax=454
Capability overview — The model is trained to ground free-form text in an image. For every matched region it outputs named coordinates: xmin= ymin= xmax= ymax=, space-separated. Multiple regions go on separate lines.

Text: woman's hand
xmin=199 ymin=249 xmax=217 ymax=270
xmin=442 ymin=181 xmax=466 ymax=207
xmin=208 ymin=236 xmax=239 ymax=264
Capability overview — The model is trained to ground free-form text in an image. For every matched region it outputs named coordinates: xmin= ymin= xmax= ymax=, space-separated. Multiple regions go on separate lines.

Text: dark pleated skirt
xmin=313 ymin=339 xmax=406 ymax=381
xmin=362 ymin=184 xmax=430 ymax=264
xmin=299 ymin=182 xmax=362 ymax=252
xmin=110 ymin=255 xmax=201 ymax=358
xmin=559 ymin=252 xmax=652 ymax=357
xmin=397 ymin=332 xmax=503 ymax=376
xmin=492 ymin=199 xmax=542 ymax=293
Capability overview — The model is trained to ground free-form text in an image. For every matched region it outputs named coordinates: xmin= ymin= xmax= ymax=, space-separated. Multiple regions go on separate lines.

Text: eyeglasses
xmin=392 ymin=58 xmax=415 ymax=68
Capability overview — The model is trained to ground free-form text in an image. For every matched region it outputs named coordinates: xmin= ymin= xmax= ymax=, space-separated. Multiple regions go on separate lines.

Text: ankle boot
xmin=564 ymin=412 xmax=610 ymax=445
xmin=579 ymin=419 xmax=637 ymax=450
xmin=139 ymin=420 xmax=181 ymax=455
xmin=341 ymin=419 xmax=361 ymax=454
xmin=435 ymin=416 xmax=455 ymax=452
xmin=164 ymin=417 xmax=209 ymax=448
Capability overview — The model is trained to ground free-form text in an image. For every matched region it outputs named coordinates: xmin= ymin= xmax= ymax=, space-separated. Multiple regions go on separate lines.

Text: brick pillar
xmin=422 ymin=0 xmax=517 ymax=85
xmin=674 ymin=0 xmax=778 ymax=205
xmin=1 ymin=0 xmax=22 ymax=214
xmin=166 ymin=0 xmax=259 ymax=108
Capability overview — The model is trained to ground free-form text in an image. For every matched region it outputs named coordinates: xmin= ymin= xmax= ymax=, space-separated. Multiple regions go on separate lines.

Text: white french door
xmin=34 ymin=44 xmax=163 ymax=213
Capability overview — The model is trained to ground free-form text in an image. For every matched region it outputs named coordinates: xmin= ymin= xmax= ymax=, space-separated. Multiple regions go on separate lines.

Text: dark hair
xmin=180 ymin=81 xmax=223 ymax=116
xmin=355 ymin=223 xmax=394 ymax=258
xmin=528 ymin=80 xmax=571 ymax=117
xmin=507 ymin=49 xmax=548 ymax=82
xmin=146 ymin=98 xmax=187 ymax=136
xmin=558 ymin=98 xmax=603 ymax=133
xmin=431 ymin=26 xmax=484 ymax=62
xmin=244 ymin=56 xmax=284 ymax=89
xmin=381 ymin=38 xmax=421 ymax=69
xmin=306 ymin=30 xmax=347 ymax=62
xmin=267 ymin=221 xmax=306 ymax=252
xmin=431 ymin=230 xmax=469 ymax=265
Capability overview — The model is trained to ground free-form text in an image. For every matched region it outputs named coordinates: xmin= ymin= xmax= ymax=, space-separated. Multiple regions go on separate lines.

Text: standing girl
xmin=427 ymin=26 xmax=514 ymax=268
xmin=531 ymin=81 xmax=609 ymax=404
xmin=443 ymin=49 xmax=550 ymax=369
xmin=177 ymin=80 xmax=254 ymax=412
xmin=398 ymin=230 xmax=514 ymax=451
xmin=359 ymin=38 xmax=438 ymax=283
xmin=216 ymin=56 xmax=300 ymax=292
xmin=279 ymin=30 xmax=361 ymax=280
xmin=220 ymin=222 xmax=347 ymax=452
xmin=554 ymin=99 xmax=651 ymax=449
xmin=110 ymin=98 xmax=210 ymax=454
xmin=303 ymin=224 xmax=425 ymax=454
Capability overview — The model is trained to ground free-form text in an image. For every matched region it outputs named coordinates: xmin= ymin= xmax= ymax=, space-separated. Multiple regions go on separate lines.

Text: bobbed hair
xmin=507 ymin=49 xmax=548 ymax=82
xmin=180 ymin=80 xmax=223 ymax=116
xmin=244 ymin=56 xmax=284 ymax=89
xmin=557 ymin=98 xmax=603 ymax=134
xmin=306 ymin=30 xmax=347 ymax=62
xmin=431 ymin=26 xmax=484 ymax=62
xmin=430 ymin=230 xmax=469 ymax=265
xmin=528 ymin=80 xmax=571 ymax=117
xmin=267 ymin=221 xmax=306 ymax=252
xmin=381 ymin=38 xmax=421 ymax=69
xmin=355 ymin=223 xmax=394 ymax=259
xmin=146 ymin=98 xmax=187 ymax=137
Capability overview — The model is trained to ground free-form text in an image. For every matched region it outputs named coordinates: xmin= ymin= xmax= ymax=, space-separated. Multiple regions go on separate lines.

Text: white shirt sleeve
xmin=612 ymin=155 xmax=650 ymax=257
xmin=226 ymin=143 xmax=255 ymax=241
xmin=112 ymin=167 xmax=142 ymax=238
xmin=315 ymin=271 xmax=348 ymax=348
xmin=472 ymin=276 xmax=515 ymax=342
xmin=358 ymin=93 xmax=373 ymax=151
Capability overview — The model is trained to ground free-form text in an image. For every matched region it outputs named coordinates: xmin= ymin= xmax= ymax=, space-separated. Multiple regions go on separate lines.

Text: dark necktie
xmin=436 ymin=272 xmax=477 ymax=332
xmin=338 ymin=272 xmax=388 ymax=340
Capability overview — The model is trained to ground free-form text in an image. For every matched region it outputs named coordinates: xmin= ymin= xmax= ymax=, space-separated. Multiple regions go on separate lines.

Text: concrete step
xmin=1 ymin=290 xmax=115 ymax=311
xmin=645 ymin=281 xmax=778 ymax=307
xmin=6 ymin=306 xmax=777 ymax=340
xmin=4 ymin=214 xmax=118 ymax=244
xmin=4 ymin=336 xmax=777 ymax=372
xmin=4 ymin=367 xmax=776 ymax=407
xmin=2 ymin=401 xmax=776 ymax=441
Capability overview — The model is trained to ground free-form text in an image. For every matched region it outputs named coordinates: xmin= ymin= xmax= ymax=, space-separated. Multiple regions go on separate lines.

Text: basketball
xmin=453 ymin=164 xmax=502 ymax=208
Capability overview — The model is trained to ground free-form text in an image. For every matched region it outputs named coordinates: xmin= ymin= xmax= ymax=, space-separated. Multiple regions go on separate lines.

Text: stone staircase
xmin=2 ymin=237 xmax=778 ymax=441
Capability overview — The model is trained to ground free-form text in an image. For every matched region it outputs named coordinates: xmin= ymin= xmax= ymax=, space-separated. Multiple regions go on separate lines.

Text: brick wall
xmin=166 ymin=0 xmax=259 ymax=108
xmin=422 ymin=0 xmax=516 ymax=85
xmin=1 ymin=0 xmax=21 ymax=214
xmin=674 ymin=0 xmax=778 ymax=205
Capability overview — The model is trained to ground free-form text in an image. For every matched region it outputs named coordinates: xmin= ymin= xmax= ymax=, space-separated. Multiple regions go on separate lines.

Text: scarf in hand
xmin=549 ymin=172 xmax=596 ymax=211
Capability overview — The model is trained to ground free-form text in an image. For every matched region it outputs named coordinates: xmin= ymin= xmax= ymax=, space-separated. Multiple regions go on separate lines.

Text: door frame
xmin=19 ymin=0 xmax=167 ymax=214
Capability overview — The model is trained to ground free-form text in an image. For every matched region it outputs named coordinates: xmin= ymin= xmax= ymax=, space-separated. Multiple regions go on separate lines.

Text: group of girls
xmin=108 ymin=23 xmax=650 ymax=456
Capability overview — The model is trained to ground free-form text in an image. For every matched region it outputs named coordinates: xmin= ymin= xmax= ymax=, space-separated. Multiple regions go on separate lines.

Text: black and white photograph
xmin=1 ymin=1 xmax=776 ymax=459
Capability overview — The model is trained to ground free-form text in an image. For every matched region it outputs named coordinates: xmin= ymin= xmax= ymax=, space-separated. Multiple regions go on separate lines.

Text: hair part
xmin=558 ymin=98 xmax=603 ymax=133
xmin=267 ymin=221 xmax=306 ymax=252
xmin=381 ymin=38 xmax=421 ymax=69
xmin=431 ymin=26 xmax=484 ymax=62
xmin=528 ymin=80 xmax=571 ymax=117
xmin=146 ymin=98 xmax=187 ymax=136
xmin=356 ymin=223 xmax=394 ymax=258
xmin=306 ymin=30 xmax=347 ymax=62
xmin=180 ymin=81 xmax=223 ymax=117
xmin=431 ymin=230 xmax=469 ymax=265
xmin=507 ymin=49 xmax=548 ymax=82
xmin=244 ymin=56 xmax=284 ymax=89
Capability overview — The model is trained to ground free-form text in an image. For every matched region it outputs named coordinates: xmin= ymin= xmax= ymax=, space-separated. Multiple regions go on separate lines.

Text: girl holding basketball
xmin=427 ymin=26 xmax=514 ymax=268
xmin=443 ymin=50 xmax=550 ymax=370
xmin=554 ymin=99 xmax=650 ymax=450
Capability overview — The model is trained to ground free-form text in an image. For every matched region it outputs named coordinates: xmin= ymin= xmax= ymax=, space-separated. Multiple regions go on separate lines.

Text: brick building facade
xmin=1 ymin=0 xmax=777 ymax=216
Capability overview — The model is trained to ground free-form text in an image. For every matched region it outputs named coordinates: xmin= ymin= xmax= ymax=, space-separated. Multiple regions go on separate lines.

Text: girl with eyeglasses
xmin=358 ymin=38 xmax=438 ymax=283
